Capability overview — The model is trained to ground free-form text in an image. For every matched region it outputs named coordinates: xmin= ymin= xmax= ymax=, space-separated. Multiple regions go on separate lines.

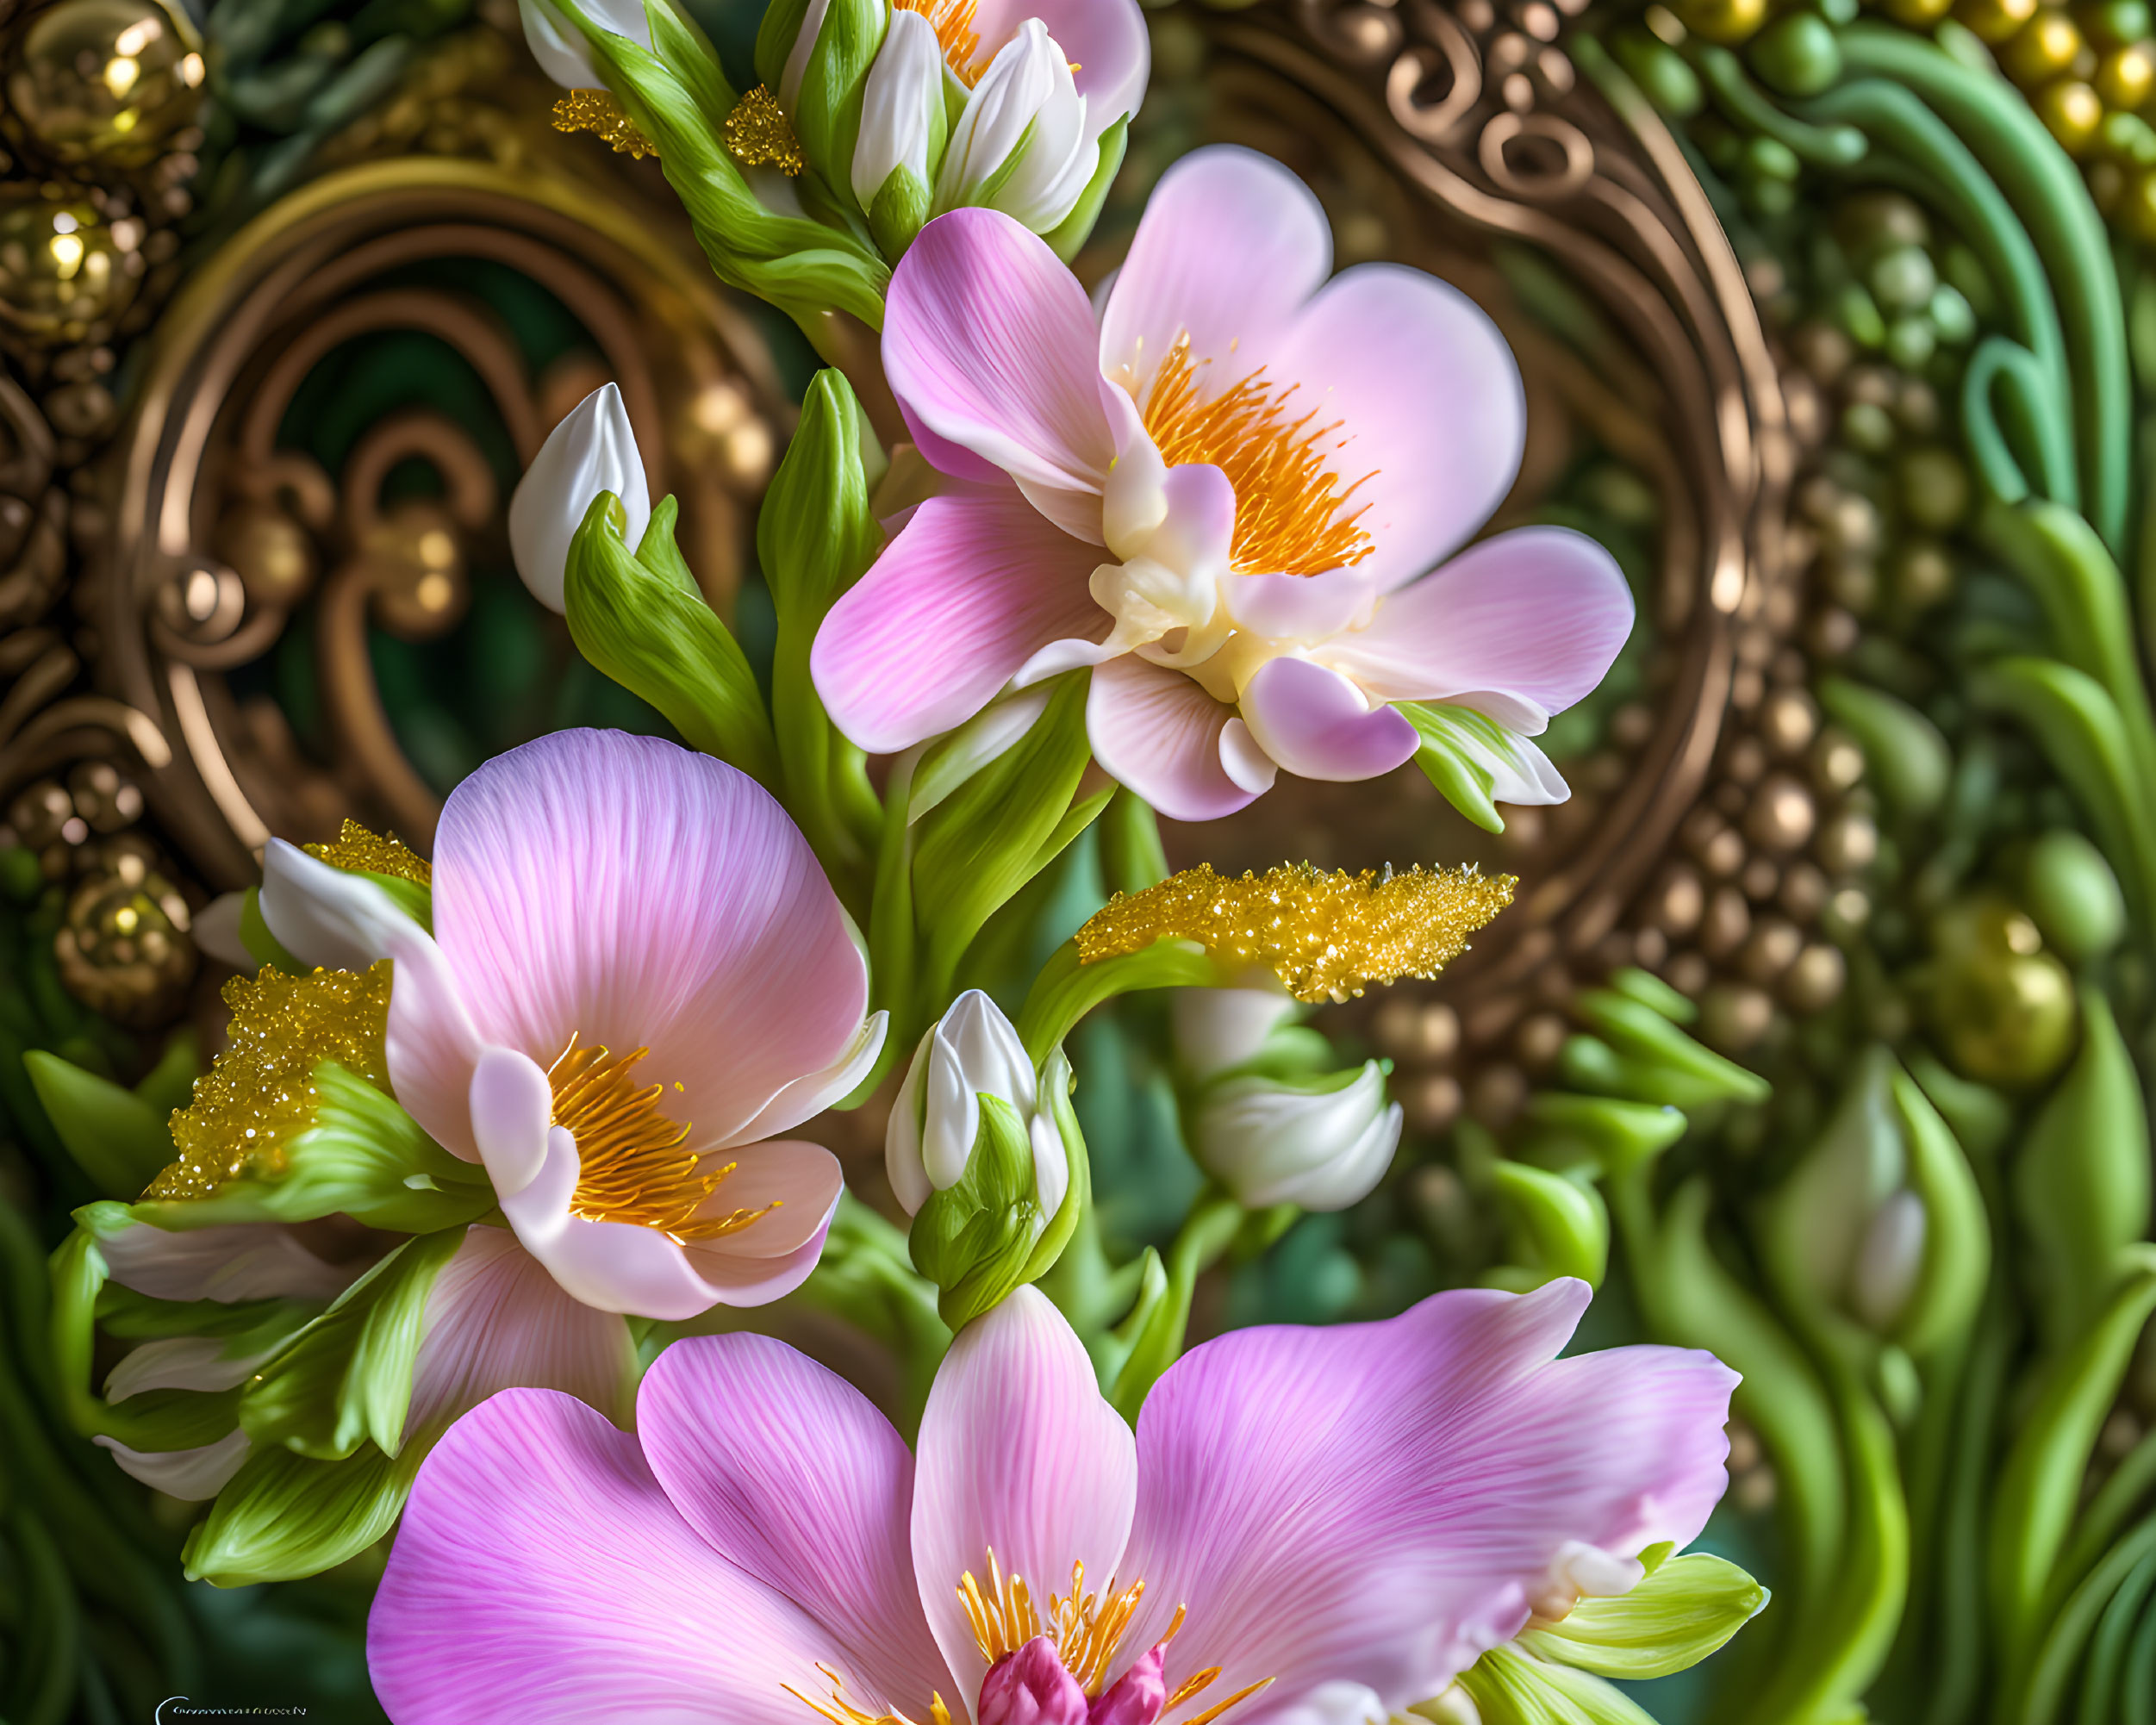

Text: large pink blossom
xmin=811 ymin=146 xmax=1635 ymax=821
xmin=367 ymin=1280 xmax=1735 ymax=1724
xmin=259 ymin=729 xmax=884 ymax=1321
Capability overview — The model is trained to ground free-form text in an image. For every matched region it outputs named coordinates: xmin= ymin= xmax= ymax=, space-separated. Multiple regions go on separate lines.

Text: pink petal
xmin=424 ymin=731 xmax=869 ymax=1152
xmin=720 ymin=1012 xmax=888 ymax=1149
xmin=97 ymin=1220 xmax=361 ymax=1304
xmin=1098 ymin=146 xmax=1331 ymax=401
xmin=639 ymin=1336 xmax=958 ymax=1717
xmin=688 ymin=1139 xmax=845 ymax=1262
xmin=382 ymin=931 xmax=489 ymax=1162
xmin=369 ymin=1389 xmax=838 ymax=1725
xmin=813 ymin=489 xmax=1109 ymax=754
xmin=402 ymin=1226 xmax=639 ymax=1443
xmin=1261 ymin=265 xmax=1524 ymax=588
xmin=912 ymin=1288 xmax=1137 ymax=1709
xmin=886 ymin=209 xmax=1126 ymax=537
xmin=973 ymin=0 xmax=1149 ymax=133
xmin=1218 ymin=567 xmax=1379 ymax=643
xmin=1237 ymin=657 xmax=1419 ymax=783
xmin=1313 ymin=526 xmax=1635 ymax=728
xmin=1086 ymin=656 xmax=1273 ymax=822
xmin=1115 ymin=1280 xmax=1737 ymax=1721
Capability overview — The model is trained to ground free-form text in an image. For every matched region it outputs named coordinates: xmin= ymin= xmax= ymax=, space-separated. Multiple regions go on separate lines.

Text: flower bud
xmin=516 ymin=0 xmax=652 ymax=90
xmin=934 ymin=19 xmax=1095 ymax=233
xmin=888 ymin=992 xmax=1083 ymax=1327
xmin=1172 ymin=984 xmax=1300 ymax=1079
xmin=1192 ymin=1060 xmax=1402 ymax=1212
xmin=508 ymin=383 xmax=651 ymax=612
xmin=851 ymin=6 xmax=948 ymax=248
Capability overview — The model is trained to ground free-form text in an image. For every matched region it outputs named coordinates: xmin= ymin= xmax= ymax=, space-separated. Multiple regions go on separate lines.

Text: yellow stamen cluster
xmin=146 ymin=963 xmax=393 ymax=1199
xmin=895 ymin=0 xmax=985 ymax=83
xmin=304 ymin=819 xmax=431 ymax=886
xmin=548 ymin=1036 xmax=775 ymax=1242
xmin=955 ymin=1553 xmax=1268 ymax=1725
xmin=1077 ymin=862 xmax=1517 ymax=1003
xmin=1142 ymin=336 xmax=1378 ymax=578
xmin=551 ymin=89 xmax=658 ymax=160
xmin=725 ymin=84 xmax=805 ymax=176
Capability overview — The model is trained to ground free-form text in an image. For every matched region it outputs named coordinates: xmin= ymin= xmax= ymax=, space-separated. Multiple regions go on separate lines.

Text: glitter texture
xmin=304 ymin=818 xmax=431 ymax=886
xmin=1075 ymin=862 xmax=1517 ymax=1003
xmin=551 ymin=89 xmax=658 ymax=160
xmin=146 ymin=963 xmax=393 ymax=1200
xmin=724 ymin=85 xmax=804 ymax=176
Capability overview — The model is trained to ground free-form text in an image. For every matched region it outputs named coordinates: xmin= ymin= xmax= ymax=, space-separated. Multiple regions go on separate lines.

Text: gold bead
xmin=3 ymin=0 xmax=204 ymax=168
xmin=0 ymin=194 xmax=140 ymax=346
xmin=2005 ymin=11 xmax=2086 ymax=79
xmin=53 ymin=867 xmax=196 ymax=1028
xmin=2034 ymin=78 xmax=2105 ymax=153
xmin=1673 ymin=0 xmax=1768 ymax=43
xmin=1885 ymin=0 xmax=1956 ymax=21
xmin=2097 ymin=39 xmax=2156 ymax=105
xmin=2124 ymin=164 xmax=2156 ymax=241
xmin=1957 ymin=0 xmax=2040 ymax=45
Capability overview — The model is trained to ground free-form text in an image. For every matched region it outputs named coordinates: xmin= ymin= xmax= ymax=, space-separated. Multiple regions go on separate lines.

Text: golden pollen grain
xmin=148 ymin=962 xmax=393 ymax=1199
xmin=551 ymin=88 xmax=659 ymax=160
xmin=1141 ymin=336 xmax=1378 ymax=578
xmin=723 ymin=84 xmax=804 ymax=175
xmin=1076 ymin=862 xmax=1517 ymax=1003
xmin=548 ymin=1035 xmax=774 ymax=1242
xmin=305 ymin=818 xmax=431 ymax=886
xmin=894 ymin=0 xmax=987 ymax=83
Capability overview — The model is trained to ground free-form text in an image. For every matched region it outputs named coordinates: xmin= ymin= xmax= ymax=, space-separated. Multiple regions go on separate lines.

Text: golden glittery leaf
xmin=724 ymin=84 xmax=804 ymax=176
xmin=551 ymin=88 xmax=658 ymax=160
xmin=1076 ymin=862 xmax=1517 ymax=1004
xmin=145 ymin=964 xmax=393 ymax=1200
xmin=304 ymin=819 xmax=431 ymax=887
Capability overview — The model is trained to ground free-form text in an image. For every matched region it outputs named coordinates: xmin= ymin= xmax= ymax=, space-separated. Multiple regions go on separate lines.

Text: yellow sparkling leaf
xmin=303 ymin=818 xmax=430 ymax=887
xmin=724 ymin=84 xmax=804 ymax=176
xmin=145 ymin=963 xmax=393 ymax=1200
xmin=551 ymin=88 xmax=658 ymax=160
xmin=1075 ymin=862 xmax=1517 ymax=1004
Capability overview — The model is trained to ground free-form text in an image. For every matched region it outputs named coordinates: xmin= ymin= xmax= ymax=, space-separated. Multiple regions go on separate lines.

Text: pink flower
xmin=366 ymin=1280 xmax=1736 ymax=1724
xmin=811 ymin=146 xmax=1636 ymax=821
xmin=259 ymin=729 xmax=884 ymax=1321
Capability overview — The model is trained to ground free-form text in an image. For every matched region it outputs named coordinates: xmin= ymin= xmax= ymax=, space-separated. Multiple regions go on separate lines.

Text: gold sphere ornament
xmin=0 ymin=195 xmax=140 ymax=344
xmin=53 ymin=863 xmax=197 ymax=1027
xmin=3 ymin=0 xmax=204 ymax=168
xmin=1925 ymin=894 xmax=2078 ymax=1087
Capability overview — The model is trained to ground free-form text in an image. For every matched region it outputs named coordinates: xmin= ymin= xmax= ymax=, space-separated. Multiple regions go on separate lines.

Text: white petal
xmin=95 ymin=1429 xmax=252 ymax=1501
xmin=852 ymin=8 xmax=945 ymax=207
xmin=259 ymin=839 xmax=425 ymax=971
xmin=508 ymin=383 xmax=651 ymax=613
xmin=1171 ymin=985 xmax=1300 ymax=1078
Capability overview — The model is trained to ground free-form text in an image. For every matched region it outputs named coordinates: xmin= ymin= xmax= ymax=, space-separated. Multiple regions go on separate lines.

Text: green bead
xmin=1613 ymin=27 xmax=1705 ymax=117
xmin=1900 ymin=445 xmax=1971 ymax=530
xmin=2022 ymin=829 xmax=2128 ymax=962
xmin=0 ymin=845 xmax=41 ymax=906
xmin=1926 ymin=895 xmax=2078 ymax=1087
xmin=1749 ymin=11 xmax=1844 ymax=94
xmin=1885 ymin=314 xmax=1938 ymax=371
xmin=1742 ymin=133 xmax=1802 ymax=182
xmin=1928 ymin=282 xmax=1978 ymax=345
xmin=1842 ymin=399 xmax=1898 ymax=452
xmin=1835 ymin=282 xmax=1889 ymax=347
xmin=1869 ymin=245 xmax=1939 ymax=310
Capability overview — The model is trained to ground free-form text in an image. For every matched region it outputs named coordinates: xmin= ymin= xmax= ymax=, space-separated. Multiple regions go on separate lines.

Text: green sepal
xmin=1016 ymin=1048 xmax=1087 ymax=1289
xmin=1887 ymin=1068 xmax=1989 ymax=1356
xmin=1453 ymin=1644 xmax=1659 ymax=1725
xmin=760 ymin=368 xmax=885 ymax=904
xmin=1517 ymin=1093 xmax=1687 ymax=1179
xmin=1402 ymin=701 xmax=1509 ymax=832
xmin=912 ymin=1093 xmax=1042 ymax=1329
xmin=564 ymin=493 xmax=779 ymax=788
xmin=1043 ymin=115 xmax=1127 ymax=263
xmin=644 ymin=0 xmax=736 ymax=128
xmin=354 ymin=869 xmax=432 ymax=931
xmin=754 ymin=0 xmax=815 ymax=90
xmin=1518 ymin=1553 xmax=1768 ymax=1679
xmin=96 ymin=1063 xmax=493 ymax=1236
xmin=1488 ymin=1160 xmax=1609 ymax=1288
xmin=97 ymin=1281 xmax=315 ymax=1341
xmin=239 ymin=1226 xmax=466 ymax=1461
xmin=24 ymin=1049 xmax=174 ymax=1199
xmin=869 ymin=164 xmax=933 ymax=260
xmin=49 ymin=1227 xmax=250 ymax=1450
xmin=911 ymin=672 xmax=1097 ymax=1007
xmin=239 ymin=886 xmax=305 ymax=975
xmin=1572 ymin=987 xmax=1770 ymax=1105
xmin=790 ymin=0 xmax=884 ymax=215
xmin=1016 ymin=937 xmax=1221 ymax=1067
xmin=184 ymin=1439 xmax=425 ymax=1586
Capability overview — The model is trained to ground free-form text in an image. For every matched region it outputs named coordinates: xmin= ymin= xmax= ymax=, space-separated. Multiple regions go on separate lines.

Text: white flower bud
xmin=851 ymin=7 xmax=949 ymax=211
xmin=1193 ymin=1060 xmax=1401 ymax=1212
xmin=887 ymin=990 xmax=1070 ymax=1222
xmin=516 ymin=0 xmax=652 ymax=90
xmin=1850 ymin=1187 xmax=1928 ymax=1331
xmin=508 ymin=383 xmax=651 ymax=613
xmin=1172 ymin=985 xmax=1300 ymax=1079
xmin=934 ymin=19 xmax=1095 ymax=234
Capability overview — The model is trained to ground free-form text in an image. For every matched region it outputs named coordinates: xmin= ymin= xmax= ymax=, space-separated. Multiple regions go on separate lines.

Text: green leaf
xmin=790 ymin=0 xmax=884 ymax=213
xmin=183 ymin=1439 xmax=424 ymax=1586
xmin=643 ymin=0 xmax=736 ymax=127
xmin=1489 ymin=1161 xmax=1609 ymax=1287
xmin=754 ymin=0 xmax=815 ymax=90
xmin=912 ymin=1093 xmax=1043 ymax=1328
xmin=1455 ymin=1644 xmax=1661 ymax=1725
xmin=869 ymin=163 xmax=932 ymax=260
xmin=1400 ymin=701 xmax=1506 ymax=831
xmin=115 ymin=1063 xmax=493 ymax=1236
xmin=239 ymin=1227 xmax=465 ymax=1460
xmin=1817 ymin=675 xmax=1952 ymax=817
xmin=23 ymin=1049 xmax=174 ymax=1199
xmin=564 ymin=493 xmax=779 ymax=786
xmin=1520 ymin=1553 xmax=1768 ymax=1678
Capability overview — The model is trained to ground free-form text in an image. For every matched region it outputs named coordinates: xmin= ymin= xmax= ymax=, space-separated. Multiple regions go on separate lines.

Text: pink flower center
xmin=545 ymin=1034 xmax=776 ymax=1242
xmin=1140 ymin=337 xmax=1378 ymax=579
